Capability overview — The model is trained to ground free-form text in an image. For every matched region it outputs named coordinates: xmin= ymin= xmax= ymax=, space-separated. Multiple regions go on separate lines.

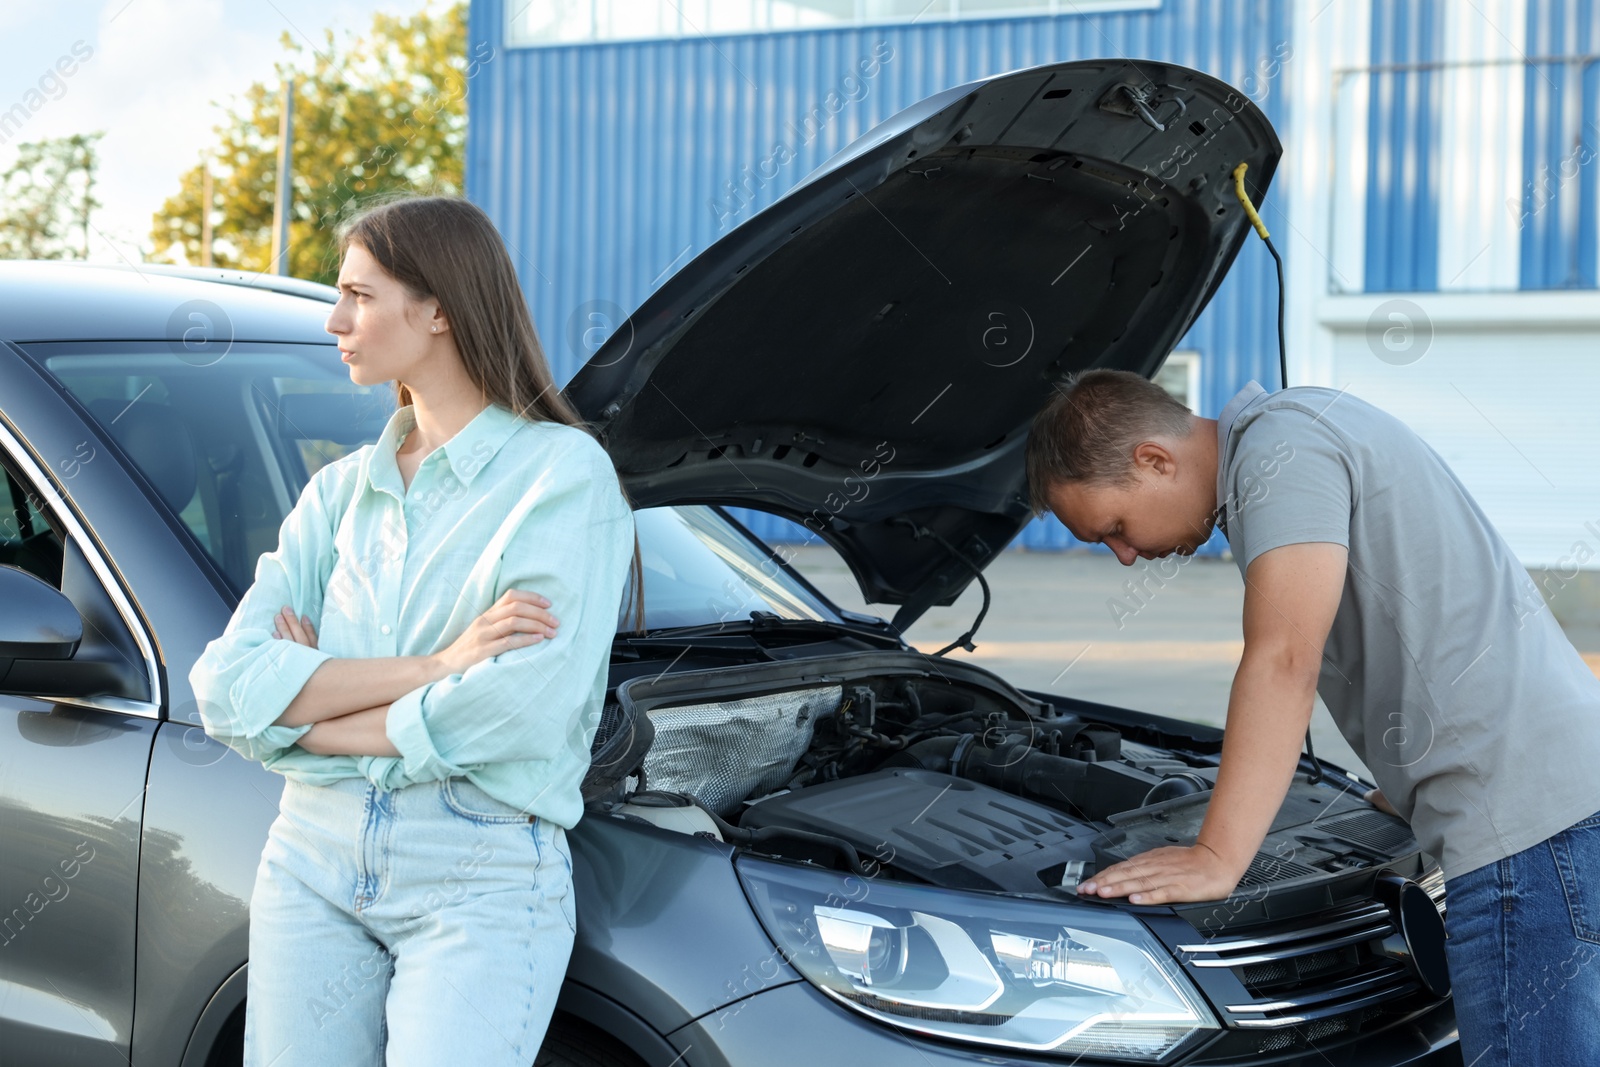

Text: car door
xmin=0 ymin=396 xmax=161 ymax=1067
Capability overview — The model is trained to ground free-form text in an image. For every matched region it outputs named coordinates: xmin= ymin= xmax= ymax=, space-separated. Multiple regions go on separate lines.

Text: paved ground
xmin=787 ymin=545 xmax=1600 ymax=786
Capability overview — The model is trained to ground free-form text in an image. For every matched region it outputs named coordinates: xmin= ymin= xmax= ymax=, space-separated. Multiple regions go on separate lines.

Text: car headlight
xmin=737 ymin=857 xmax=1217 ymax=1061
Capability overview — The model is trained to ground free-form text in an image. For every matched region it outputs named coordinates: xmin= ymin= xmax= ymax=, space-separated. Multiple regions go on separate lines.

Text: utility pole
xmin=75 ymin=133 xmax=94 ymax=260
xmin=200 ymin=154 xmax=213 ymax=267
xmin=268 ymin=77 xmax=294 ymax=276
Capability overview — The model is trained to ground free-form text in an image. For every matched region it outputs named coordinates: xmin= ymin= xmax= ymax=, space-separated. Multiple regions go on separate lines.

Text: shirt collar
xmin=1214 ymin=379 xmax=1270 ymax=533
xmin=366 ymin=401 xmax=525 ymax=500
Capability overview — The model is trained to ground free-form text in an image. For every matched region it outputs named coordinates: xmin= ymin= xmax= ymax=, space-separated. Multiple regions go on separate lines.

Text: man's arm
xmin=1078 ymin=541 xmax=1347 ymax=904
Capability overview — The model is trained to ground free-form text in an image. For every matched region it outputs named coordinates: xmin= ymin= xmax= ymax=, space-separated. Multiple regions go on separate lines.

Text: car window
xmin=632 ymin=505 xmax=837 ymax=630
xmin=0 ymin=441 xmax=153 ymax=704
xmin=0 ymin=456 xmax=65 ymax=589
xmin=39 ymin=345 xmax=840 ymax=631
xmin=45 ymin=346 xmax=391 ymax=596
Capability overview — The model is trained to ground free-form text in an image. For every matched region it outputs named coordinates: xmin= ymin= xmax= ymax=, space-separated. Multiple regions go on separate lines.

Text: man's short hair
xmin=1024 ymin=367 xmax=1195 ymax=515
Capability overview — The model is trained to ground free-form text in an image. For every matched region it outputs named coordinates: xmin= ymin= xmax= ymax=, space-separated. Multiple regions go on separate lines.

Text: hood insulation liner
xmin=640 ymin=685 xmax=843 ymax=817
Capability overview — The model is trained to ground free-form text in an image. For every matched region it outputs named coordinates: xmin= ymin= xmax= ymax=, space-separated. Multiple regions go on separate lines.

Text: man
xmin=1024 ymin=368 xmax=1600 ymax=1065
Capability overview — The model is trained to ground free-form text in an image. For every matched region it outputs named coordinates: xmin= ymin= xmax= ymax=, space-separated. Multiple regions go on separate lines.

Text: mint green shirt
xmin=188 ymin=401 xmax=636 ymax=829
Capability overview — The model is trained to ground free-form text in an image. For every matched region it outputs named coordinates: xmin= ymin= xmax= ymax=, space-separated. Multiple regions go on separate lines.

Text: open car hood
xmin=566 ymin=59 xmax=1281 ymax=630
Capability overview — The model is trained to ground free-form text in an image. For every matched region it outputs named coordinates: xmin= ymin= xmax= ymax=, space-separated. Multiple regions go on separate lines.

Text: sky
xmin=2 ymin=0 xmax=434 ymax=264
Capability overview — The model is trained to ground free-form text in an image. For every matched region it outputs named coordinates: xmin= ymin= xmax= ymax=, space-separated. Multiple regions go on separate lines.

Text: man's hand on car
xmin=1077 ymin=842 xmax=1246 ymax=904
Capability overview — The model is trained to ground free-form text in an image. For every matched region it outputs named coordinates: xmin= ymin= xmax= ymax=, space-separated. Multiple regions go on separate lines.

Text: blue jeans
xmin=1443 ymin=808 xmax=1600 ymax=1066
xmin=244 ymin=774 xmax=577 ymax=1066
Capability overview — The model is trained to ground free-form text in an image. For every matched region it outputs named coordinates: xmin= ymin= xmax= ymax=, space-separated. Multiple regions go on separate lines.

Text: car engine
xmin=586 ymin=649 xmax=1424 ymax=901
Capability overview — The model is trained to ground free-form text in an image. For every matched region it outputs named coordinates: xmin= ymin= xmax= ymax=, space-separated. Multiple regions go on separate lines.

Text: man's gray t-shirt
xmin=1216 ymin=380 xmax=1600 ymax=880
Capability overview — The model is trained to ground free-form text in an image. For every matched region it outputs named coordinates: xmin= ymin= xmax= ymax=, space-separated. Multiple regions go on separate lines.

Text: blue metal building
xmin=466 ymin=0 xmax=1600 ymax=575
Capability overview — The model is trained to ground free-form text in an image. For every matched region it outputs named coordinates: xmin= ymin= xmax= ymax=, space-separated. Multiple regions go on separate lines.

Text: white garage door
xmin=1321 ymin=296 xmax=1600 ymax=571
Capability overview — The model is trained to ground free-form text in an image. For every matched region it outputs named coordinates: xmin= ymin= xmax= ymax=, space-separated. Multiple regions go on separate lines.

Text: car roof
xmin=0 ymin=260 xmax=338 ymax=346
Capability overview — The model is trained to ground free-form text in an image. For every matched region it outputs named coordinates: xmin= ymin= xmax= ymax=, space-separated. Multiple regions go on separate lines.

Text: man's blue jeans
xmin=1443 ymin=808 xmax=1600 ymax=1065
xmin=243 ymin=774 xmax=577 ymax=1066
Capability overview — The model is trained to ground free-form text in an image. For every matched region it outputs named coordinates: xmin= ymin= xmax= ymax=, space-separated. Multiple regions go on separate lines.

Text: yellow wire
xmin=1231 ymin=162 xmax=1270 ymax=241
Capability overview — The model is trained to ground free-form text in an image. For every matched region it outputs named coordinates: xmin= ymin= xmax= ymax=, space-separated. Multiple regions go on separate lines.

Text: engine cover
xmin=1102 ymin=781 xmax=1420 ymax=890
xmin=738 ymin=767 xmax=1099 ymax=896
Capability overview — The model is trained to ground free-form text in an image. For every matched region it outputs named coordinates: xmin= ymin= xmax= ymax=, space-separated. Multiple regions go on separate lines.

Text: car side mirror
xmin=0 ymin=565 xmax=83 ymax=684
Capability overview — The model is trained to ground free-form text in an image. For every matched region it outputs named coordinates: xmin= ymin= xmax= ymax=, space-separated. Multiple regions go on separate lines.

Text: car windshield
xmin=39 ymin=344 xmax=840 ymax=632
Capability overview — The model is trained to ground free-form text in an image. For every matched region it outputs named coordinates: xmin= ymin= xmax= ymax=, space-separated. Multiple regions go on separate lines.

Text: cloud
xmin=48 ymin=1 xmax=251 ymax=258
xmin=5 ymin=0 xmax=394 ymax=263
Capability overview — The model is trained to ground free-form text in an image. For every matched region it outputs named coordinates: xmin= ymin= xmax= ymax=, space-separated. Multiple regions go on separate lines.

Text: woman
xmin=189 ymin=195 xmax=642 ymax=1066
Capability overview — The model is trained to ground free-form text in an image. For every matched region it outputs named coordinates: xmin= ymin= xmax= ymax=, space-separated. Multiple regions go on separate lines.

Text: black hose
xmin=1261 ymin=231 xmax=1319 ymax=782
xmin=1303 ymin=726 xmax=1324 ymax=785
xmin=1266 ymin=234 xmax=1287 ymax=391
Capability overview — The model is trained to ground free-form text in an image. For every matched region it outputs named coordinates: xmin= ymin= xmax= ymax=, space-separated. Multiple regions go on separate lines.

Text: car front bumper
xmin=665 ymin=978 xmax=1462 ymax=1067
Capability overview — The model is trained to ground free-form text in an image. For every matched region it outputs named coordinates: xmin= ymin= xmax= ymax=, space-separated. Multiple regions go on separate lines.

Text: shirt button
xmin=381 ymin=624 xmax=392 ymax=635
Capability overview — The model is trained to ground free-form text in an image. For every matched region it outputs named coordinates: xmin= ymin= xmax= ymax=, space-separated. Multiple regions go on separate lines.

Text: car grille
xmin=1174 ymin=867 xmax=1448 ymax=1033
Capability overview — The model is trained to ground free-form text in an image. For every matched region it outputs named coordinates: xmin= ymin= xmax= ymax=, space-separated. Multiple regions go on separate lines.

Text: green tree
xmin=151 ymin=2 xmax=480 ymax=284
xmin=0 ymin=132 xmax=103 ymax=260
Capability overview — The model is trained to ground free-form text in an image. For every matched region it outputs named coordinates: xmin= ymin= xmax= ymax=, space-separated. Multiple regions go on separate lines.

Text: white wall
xmin=1287 ymin=0 xmax=1599 ymax=573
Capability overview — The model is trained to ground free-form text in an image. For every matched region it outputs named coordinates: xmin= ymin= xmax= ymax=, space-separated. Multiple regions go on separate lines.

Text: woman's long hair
xmin=337 ymin=195 xmax=645 ymax=632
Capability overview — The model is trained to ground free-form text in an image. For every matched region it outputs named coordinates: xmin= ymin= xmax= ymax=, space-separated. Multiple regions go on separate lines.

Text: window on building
xmin=1153 ymin=349 xmax=1201 ymax=415
xmin=507 ymin=0 xmax=1160 ymax=47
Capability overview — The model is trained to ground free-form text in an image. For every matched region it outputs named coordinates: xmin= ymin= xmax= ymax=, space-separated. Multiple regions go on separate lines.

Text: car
xmin=0 ymin=58 xmax=1460 ymax=1067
